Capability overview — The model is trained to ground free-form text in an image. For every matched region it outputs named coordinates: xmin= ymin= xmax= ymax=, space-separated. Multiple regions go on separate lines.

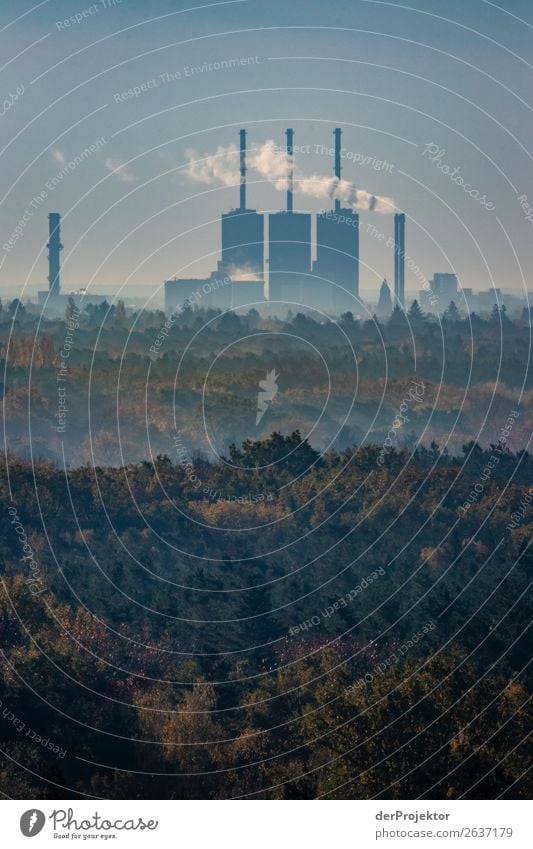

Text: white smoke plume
xmin=226 ymin=264 xmax=263 ymax=281
xmin=184 ymin=144 xmax=240 ymax=187
xmin=299 ymin=174 xmax=395 ymax=213
xmin=250 ymin=141 xmax=291 ymax=191
xmin=184 ymin=140 xmax=395 ymax=213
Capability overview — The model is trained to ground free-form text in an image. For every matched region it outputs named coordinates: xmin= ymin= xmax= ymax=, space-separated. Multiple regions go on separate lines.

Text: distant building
xmin=312 ymin=129 xmax=360 ymax=313
xmin=220 ymin=208 xmax=264 ymax=281
xmin=432 ymin=273 xmax=458 ymax=306
xmin=165 ymin=273 xmax=232 ymax=313
xmin=377 ymin=277 xmax=392 ymax=318
xmin=161 ymin=128 xmax=435 ymax=318
xmin=268 ymin=129 xmax=312 ymax=309
xmin=164 ymin=271 xmax=263 ymax=313
xmin=268 ymin=210 xmax=312 ymax=306
xmin=165 ymin=129 xmax=265 ymax=315
xmin=477 ymin=288 xmax=502 ymax=311
xmin=220 ymin=130 xmax=264 ymax=282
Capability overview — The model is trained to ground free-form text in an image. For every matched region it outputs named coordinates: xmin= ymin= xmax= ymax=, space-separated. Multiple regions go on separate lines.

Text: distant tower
xmin=377 ymin=276 xmax=392 ymax=318
xmin=394 ymin=212 xmax=405 ymax=308
xmin=334 ymin=127 xmax=342 ymax=214
xmin=239 ymin=127 xmax=247 ymax=211
xmin=268 ymin=128 xmax=312 ymax=306
xmin=47 ymin=212 xmax=62 ymax=296
xmin=219 ymin=129 xmax=264 ymax=284
xmin=286 ymin=127 xmax=294 ymax=213
xmin=312 ymin=127 xmax=359 ymax=312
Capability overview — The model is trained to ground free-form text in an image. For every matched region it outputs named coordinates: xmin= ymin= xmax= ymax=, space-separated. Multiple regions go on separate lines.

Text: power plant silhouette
xmin=36 ymin=129 xmax=408 ymax=316
xmin=165 ymin=127 xmax=406 ymax=316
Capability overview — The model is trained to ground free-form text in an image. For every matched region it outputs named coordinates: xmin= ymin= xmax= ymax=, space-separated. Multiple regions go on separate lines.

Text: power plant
xmin=18 ymin=137 xmax=515 ymax=318
xmin=165 ymin=128 xmax=266 ymax=313
xmin=165 ymin=127 xmax=405 ymax=316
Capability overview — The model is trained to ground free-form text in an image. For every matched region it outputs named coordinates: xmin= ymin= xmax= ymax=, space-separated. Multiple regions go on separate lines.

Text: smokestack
xmin=286 ymin=128 xmax=294 ymax=213
xmin=394 ymin=212 xmax=405 ymax=308
xmin=47 ymin=212 xmax=62 ymax=296
xmin=239 ymin=128 xmax=246 ymax=210
xmin=334 ymin=128 xmax=342 ymax=213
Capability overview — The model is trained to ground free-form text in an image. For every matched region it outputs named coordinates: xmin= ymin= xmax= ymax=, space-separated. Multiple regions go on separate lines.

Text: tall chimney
xmin=47 ymin=212 xmax=62 ymax=296
xmin=394 ymin=212 xmax=405 ymax=308
xmin=286 ymin=128 xmax=294 ymax=213
xmin=334 ymin=127 xmax=342 ymax=213
xmin=239 ymin=128 xmax=246 ymax=211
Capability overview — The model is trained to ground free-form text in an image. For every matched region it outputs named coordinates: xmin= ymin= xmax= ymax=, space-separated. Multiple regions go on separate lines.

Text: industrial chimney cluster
xmin=36 ymin=128 xmax=407 ymax=316
xmin=165 ymin=127 xmax=406 ymax=316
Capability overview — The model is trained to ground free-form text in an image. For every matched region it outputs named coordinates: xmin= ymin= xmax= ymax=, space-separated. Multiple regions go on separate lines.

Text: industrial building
xmin=220 ymin=129 xmax=264 ymax=281
xmin=433 ymin=273 xmax=458 ymax=304
xmin=312 ymin=128 xmax=360 ymax=313
xmin=165 ymin=129 xmax=265 ymax=314
xmin=418 ymin=273 xmax=458 ymax=313
xmin=164 ymin=127 xmax=405 ymax=316
xmin=164 ymin=273 xmax=232 ymax=312
xmin=268 ymin=129 xmax=312 ymax=307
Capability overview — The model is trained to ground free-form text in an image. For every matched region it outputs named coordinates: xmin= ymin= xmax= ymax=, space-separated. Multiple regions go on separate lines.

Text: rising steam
xmin=226 ymin=264 xmax=263 ymax=281
xmin=184 ymin=141 xmax=395 ymax=213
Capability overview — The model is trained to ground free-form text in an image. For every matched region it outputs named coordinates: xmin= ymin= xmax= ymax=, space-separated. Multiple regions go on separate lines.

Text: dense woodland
xmin=0 ymin=302 xmax=531 ymax=798
xmin=0 ymin=433 xmax=531 ymax=798
xmin=1 ymin=298 xmax=532 ymax=464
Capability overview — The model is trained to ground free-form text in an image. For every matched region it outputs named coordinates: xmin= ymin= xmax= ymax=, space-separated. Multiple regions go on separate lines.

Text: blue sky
xmin=1 ymin=0 xmax=532 ymax=303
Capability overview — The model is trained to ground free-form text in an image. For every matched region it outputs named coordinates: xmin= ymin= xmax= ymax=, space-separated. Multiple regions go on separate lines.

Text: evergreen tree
xmin=444 ymin=300 xmax=460 ymax=321
xmin=408 ymin=299 xmax=425 ymax=321
xmin=389 ymin=303 xmax=404 ymax=322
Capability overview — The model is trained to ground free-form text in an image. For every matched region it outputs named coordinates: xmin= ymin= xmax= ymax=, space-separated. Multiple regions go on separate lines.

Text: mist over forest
xmin=1 ymin=299 xmax=531 ymax=799
xmin=2 ymin=300 xmax=531 ymax=466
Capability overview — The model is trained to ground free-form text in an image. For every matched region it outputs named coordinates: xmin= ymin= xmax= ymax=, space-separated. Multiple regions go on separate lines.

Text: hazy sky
xmin=1 ymin=0 xmax=532 ymax=305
